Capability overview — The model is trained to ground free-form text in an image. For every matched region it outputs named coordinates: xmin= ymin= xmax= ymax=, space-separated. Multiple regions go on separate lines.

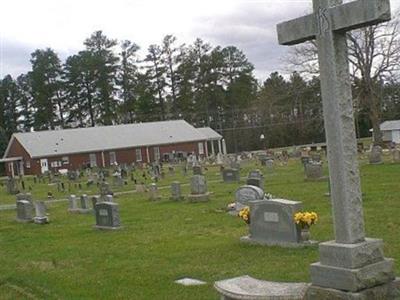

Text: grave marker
xmin=94 ymin=202 xmax=121 ymax=230
xmin=277 ymin=0 xmax=397 ymax=297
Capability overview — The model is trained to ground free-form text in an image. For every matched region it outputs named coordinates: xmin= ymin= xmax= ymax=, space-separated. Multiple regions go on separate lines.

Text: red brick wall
xmin=5 ymin=139 xmax=207 ymax=175
xmin=5 ymin=138 xmax=39 ymax=176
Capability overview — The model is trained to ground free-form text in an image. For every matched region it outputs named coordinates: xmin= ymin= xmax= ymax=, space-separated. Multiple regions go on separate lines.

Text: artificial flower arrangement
xmin=238 ymin=206 xmax=250 ymax=224
xmin=293 ymin=211 xmax=318 ymax=229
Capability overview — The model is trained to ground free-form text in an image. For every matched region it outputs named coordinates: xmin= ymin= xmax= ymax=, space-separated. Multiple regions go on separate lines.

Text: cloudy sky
xmin=1 ymin=0 xmax=399 ymax=80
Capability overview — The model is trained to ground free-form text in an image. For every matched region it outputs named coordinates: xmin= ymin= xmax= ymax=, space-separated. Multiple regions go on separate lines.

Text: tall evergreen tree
xmin=118 ymin=40 xmax=140 ymax=123
xmin=84 ymin=31 xmax=119 ymax=125
xmin=146 ymin=44 xmax=167 ymax=120
xmin=30 ymin=48 xmax=63 ymax=130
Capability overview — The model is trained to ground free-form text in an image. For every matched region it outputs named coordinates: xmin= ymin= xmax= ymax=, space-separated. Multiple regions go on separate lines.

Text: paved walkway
xmin=0 ymin=179 xmax=223 ymax=211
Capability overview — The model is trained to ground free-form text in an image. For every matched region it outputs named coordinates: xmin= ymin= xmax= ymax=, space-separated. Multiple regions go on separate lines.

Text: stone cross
xmin=277 ymin=0 xmax=390 ymax=244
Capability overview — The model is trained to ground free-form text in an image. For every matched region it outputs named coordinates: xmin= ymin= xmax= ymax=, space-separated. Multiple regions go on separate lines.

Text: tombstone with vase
xmin=240 ymin=199 xmax=317 ymax=248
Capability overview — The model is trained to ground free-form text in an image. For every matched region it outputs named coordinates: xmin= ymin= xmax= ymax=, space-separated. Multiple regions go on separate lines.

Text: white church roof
xmin=5 ymin=120 xmax=208 ymax=158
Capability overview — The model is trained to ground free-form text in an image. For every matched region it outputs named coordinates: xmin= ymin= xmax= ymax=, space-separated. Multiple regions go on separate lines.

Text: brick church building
xmin=1 ymin=120 xmax=223 ymax=176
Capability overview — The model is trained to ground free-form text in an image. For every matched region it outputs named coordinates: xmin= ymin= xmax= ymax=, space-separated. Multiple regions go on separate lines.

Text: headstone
xmin=16 ymin=200 xmax=34 ymax=223
xmin=106 ymin=195 xmax=114 ymax=203
xmin=135 ymin=183 xmax=146 ymax=193
xmin=246 ymin=170 xmax=264 ymax=190
xmin=67 ymin=171 xmax=77 ymax=180
xmin=68 ymin=195 xmax=79 ymax=213
xmin=99 ymin=181 xmax=112 ymax=201
xmin=311 ymin=153 xmax=321 ymax=162
xmin=170 ymin=181 xmax=184 ymax=201
xmin=234 ymin=185 xmax=265 ymax=212
xmin=94 ymin=202 xmax=121 ymax=230
xmin=369 ymin=145 xmax=383 ymax=164
xmin=149 ymin=183 xmax=161 ymax=201
xmin=113 ymin=174 xmax=124 ymax=187
xmin=277 ymin=1 xmax=397 ymax=297
xmin=216 ymin=153 xmax=223 ymax=165
xmin=241 ymin=199 xmax=303 ymax=247
xmin=265 ymin=159 xmax=274 ymax=171
xmin=304 ymin=161 xmax=325 ymax=181
xmin=16 ymin=192 xmax=32 ymax=203
xmin=92 ymin=196 xmax=100 ymax=208
xmin=33 ymin=201 xmax=49 ymax=224
xmin=392 ymin=148 xmax=400 ymax=163
xmin=188 ymin=175 xmax=210 ymax=202
xmin=222 ymin=168 xmax=240 ymax=183
xmin=79 ymin=194 xmax=92 ymax=213
xmin=230 ymin=161 xmax=241 ymax=170
xmin=192 ymin=165 xmax=202 ymax=175
xmin=6 ymin=177 xmax=19 ymax=194
xmin=215 ymin=276 xmax=310 ymax=300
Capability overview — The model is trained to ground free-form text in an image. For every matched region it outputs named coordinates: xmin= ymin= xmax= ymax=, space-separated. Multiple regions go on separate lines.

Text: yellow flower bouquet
xmin=238 ymin=207 xmax=250 ymax=224
xmin=294 ymin=211 xmax=318 ymax=229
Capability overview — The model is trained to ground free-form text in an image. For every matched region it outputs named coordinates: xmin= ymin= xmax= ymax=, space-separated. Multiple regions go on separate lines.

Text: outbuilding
xmin=371 ymin=120 xmax=400 ymax=144
xmin=1 ymin=120 xmax=223 ymax=176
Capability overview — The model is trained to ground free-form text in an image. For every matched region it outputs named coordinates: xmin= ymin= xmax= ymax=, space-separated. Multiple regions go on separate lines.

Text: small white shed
xmin=374 ymin=120 xmax=400 ymax=143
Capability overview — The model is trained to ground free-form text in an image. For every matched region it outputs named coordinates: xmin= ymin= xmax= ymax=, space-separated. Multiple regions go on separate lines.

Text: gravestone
xmin=192 ymin=165 xmax=202 ymax=175
xmin=265 ymin=159 xmax=274 ymax=171
xmin=33 ymin=201 xmax=49 ymax=224
xmin=187 ymin=175 xmax=210 ymax=202
xmin=230 ymin=161 xmax=241 ymax=170
xmin=16 ymin=192 xmax=32 ymax=203
xmin=79 ymin=194 xmax=92 ymax=213
xmin=6 ymin=177 xmax=19 ymax=194
xmin=246 ymin=170 xmax=264 ymax=190
xmin=135 ymin=183 xmax=146 ymax=193
xmin=234 ymin=185 xmax=265 ymax=212
xmin=16 ymin=200 xmax=34 ymax=223
xmin=113 ymin=174 xmax=124 ymax=187
xmin=67 ymin=171 xmax=77 ymax=180
xmin=216 ymin=153 xmax=223 ymax=165
xmin=240 ymin=199 xmax=303 ymax=247
xmin=149 ymin=183 xmax=161 ymax=201
xmin=392 ymin=148 xmax=400 ymax=163
xmin=68 ymin=195 xmax=79 ymax=213
xmin=369 ymin=145 xmax=383 ymax=164
xmin=94 ymin=202 xmax=121 ymax=230
xmin=92 ymin=196 xmax=100 ymax=209
xmin=311 ymin=153 xmax=321 ymax=162
xmin=99 ymin=181 xmax=112 ymax=201
xmin=170 ymin=181 xmax=184 ymax=201
xmin=304 ymin=161 xmax=325 ymax=181
xmin=276 ymin=0 xmax=398 ymax=298
xmin=222 ymin=168 xmax=240 ymax=183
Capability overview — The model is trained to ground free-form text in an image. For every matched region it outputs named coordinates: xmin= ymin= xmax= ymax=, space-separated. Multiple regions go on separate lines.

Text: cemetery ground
xmin=0 ymin=156 xmax=399 ymax=299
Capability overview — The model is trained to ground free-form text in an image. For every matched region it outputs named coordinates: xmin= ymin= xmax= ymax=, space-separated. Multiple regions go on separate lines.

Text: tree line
xmin=1 ymin=25 xmax=400 ymax=155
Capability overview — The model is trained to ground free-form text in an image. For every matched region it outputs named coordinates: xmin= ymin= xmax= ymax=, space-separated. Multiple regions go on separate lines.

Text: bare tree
xmin=285 ymin=12 xmax=400 ymax=144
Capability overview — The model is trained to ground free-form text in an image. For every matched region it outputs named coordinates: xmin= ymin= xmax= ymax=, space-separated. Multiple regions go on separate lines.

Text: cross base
xmin=309 ymin=239 xmax=396 ymax=294
xmin=306 ymin=278 xmax=400 ymax=300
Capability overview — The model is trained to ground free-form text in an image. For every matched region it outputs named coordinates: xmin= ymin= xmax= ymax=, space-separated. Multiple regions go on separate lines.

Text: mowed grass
xmin=0 ymin=158 xmax=399 ymax=299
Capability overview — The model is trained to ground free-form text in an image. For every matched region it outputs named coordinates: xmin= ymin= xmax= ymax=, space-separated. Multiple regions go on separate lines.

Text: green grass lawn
xmin=0 ymin=158 xmax=399 ymax=299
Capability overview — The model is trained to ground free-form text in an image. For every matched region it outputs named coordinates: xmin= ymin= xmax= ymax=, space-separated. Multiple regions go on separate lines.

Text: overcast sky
xmin=1 ymin=0 xmax=399 ymax=80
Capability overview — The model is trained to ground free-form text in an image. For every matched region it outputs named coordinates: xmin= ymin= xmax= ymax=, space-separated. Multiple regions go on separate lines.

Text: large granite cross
xmin=277 ymin=0 xmax=390 ymax=244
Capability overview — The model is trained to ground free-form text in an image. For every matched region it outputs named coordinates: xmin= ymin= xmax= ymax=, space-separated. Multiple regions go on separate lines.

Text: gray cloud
xmin=191 ymin=3 xmax=311 ymax=81
xmin=0 ymin=39 xmax=33 ymax=78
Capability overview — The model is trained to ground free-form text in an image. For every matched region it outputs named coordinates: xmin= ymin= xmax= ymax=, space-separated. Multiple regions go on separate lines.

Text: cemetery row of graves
xmin=0 ymin=146 xmax=399 ymax=299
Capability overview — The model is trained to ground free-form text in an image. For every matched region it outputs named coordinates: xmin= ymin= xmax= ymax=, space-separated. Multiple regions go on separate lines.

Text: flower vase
xmin=300 ymin=226 xmax=310 ymax=242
